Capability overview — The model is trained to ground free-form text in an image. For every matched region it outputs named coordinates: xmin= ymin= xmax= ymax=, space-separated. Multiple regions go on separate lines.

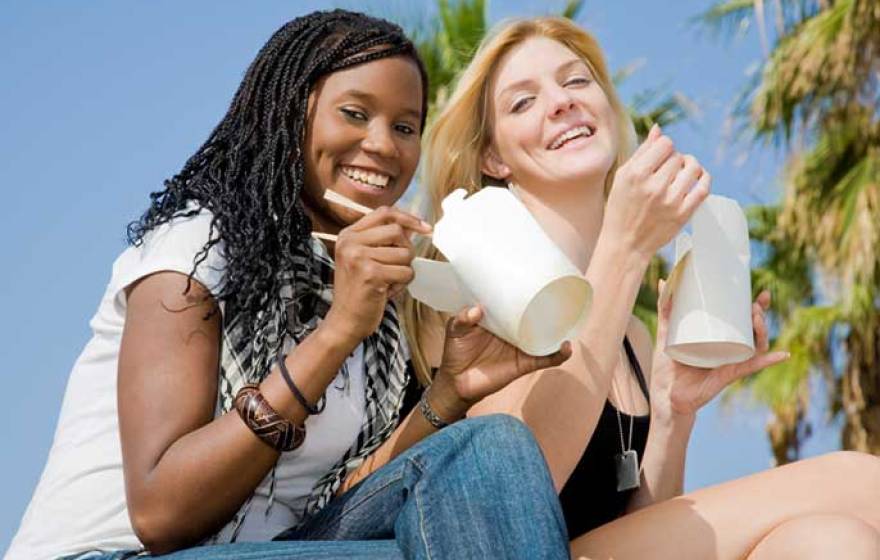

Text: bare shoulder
xmin=626 ymin=315 xmax=654 ymax=380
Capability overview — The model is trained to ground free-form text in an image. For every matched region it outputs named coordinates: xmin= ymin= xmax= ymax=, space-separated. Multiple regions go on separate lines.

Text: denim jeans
xmin=67 ymin=415 xmax=569 ymax=559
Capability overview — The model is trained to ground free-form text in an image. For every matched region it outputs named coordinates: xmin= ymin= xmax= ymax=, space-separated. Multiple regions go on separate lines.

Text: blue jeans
xmin=69 ymin=415 xmax=569 ymax=559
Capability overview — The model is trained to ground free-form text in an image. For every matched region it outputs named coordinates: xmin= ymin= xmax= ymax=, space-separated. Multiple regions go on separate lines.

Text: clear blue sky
xmin=0 ymin=0 xmax=840 ymax=552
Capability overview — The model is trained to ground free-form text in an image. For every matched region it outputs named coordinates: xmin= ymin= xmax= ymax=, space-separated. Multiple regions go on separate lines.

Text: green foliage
xmin=700 ymin=0 xmax=880 ymax=459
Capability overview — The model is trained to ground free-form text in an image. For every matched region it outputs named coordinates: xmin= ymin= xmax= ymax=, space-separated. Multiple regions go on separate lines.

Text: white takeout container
xmin=663 ymin=194 xmax=755 ymax=368
xmin=407 ymin=187 xmax=592 ymax=356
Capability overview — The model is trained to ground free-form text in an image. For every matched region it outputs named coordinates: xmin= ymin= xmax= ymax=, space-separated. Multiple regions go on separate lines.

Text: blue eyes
xmin=339 ymin=107 xmax=417 ymax=136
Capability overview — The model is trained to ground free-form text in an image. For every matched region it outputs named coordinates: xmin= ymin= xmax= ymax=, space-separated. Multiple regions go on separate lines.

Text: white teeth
xmin=549 ymin=125 xmax=594 ymax=150
xmin=342 ymin=167 xmax=391 ymax=188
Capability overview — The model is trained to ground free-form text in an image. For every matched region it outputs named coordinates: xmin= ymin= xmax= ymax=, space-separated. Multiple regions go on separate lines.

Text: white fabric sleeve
xmin=112 ymin=210 xmax=227 ymax=302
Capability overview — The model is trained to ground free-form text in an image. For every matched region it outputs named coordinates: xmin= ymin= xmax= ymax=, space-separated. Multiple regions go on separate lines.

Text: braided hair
xmin=127 ymin=10 xmax=428 ymax=342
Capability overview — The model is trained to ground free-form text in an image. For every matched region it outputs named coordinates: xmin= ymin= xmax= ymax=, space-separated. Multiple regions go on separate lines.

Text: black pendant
xmin=615 ymin=449 xmax=640 ymax=491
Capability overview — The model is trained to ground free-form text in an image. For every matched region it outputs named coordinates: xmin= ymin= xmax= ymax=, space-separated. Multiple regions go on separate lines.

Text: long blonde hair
xmin=402 ymin=17 xmax=637 ymax=385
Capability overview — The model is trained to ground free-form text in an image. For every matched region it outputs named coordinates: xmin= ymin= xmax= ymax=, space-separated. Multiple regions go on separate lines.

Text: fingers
xmin=446 ymin=305 xmax=483 ymax=338
xmin=680 ymin=168 xmax=711 ymax=218
xmin=667 ymin=154 xmax=703 ymax=202
xmin=368 ymin=245 xmax=415 ymax=265
xmin=757 ymin=290 xmax=771 ymax=311
xmin=377 ymin=264 xmax=415 ymax=286
xmin=751 ymin=290 xmax=771 ymax=352
xmin=640 ymin=132 xmax=676 ymax=174
xmin=753 ymin=301 xmax=770 ymax=353
xmin=518 ymin=341 xmax=573 ymax=373
xmin=725 ymin=350 xmax=790 ymax=384
xmin=654 ymin=152 xmax=685 ymax=188
xmin=629 ymin=123 xmax=663 ymax=161
xmin=348 ymin=205 xmax=432 ymax=235
xmin=656 ymin=278 xmax=672 ymax=343
xmin=355 ymin=222 xmax=416 ymax=248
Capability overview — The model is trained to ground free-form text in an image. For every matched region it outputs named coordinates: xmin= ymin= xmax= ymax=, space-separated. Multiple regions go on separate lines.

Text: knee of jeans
xmin=461 ymin=414 xmax=542 ymax=458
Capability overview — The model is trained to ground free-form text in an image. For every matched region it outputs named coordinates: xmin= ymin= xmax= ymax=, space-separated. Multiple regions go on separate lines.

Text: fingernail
xmin=420 ymin=220 xmax=432 ymax=230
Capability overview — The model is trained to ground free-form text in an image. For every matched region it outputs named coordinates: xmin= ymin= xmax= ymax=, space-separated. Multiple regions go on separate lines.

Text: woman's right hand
xmin=428 ymin=305 xmax=573 ymax=419
xmin=323 ymin=206 xmax=432 ymax=344
xmin=603 ymin=124 xmax=711 ymax=261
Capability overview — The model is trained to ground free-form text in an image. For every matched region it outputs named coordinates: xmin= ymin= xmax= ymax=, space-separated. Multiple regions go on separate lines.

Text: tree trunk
xmin=767 ymin=405 xmax=804 ymax=465
xmin=841 ymin=329 xmax=880 ymax=454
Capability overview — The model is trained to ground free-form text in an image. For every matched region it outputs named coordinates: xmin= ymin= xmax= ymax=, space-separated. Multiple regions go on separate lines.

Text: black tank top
xmin=399 ymin=336 xmax=650 ymax=539
xmin=558 ymin=336 xmax=650 ymax=538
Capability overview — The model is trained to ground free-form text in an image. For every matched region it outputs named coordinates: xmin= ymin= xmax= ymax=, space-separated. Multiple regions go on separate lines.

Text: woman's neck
xmin=510 ymin=180 xmax=605 ymax=274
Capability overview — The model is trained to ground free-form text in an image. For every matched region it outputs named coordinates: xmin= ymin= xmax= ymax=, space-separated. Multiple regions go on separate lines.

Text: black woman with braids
xmin=7 ymin=10 xmax=573 ymax=560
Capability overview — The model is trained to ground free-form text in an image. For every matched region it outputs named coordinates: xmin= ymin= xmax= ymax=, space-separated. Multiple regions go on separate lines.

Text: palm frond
xmin=561 ymin=0 xmax=586 ymax=20
xmin=691 ymin=0 xmax=757 ymax=40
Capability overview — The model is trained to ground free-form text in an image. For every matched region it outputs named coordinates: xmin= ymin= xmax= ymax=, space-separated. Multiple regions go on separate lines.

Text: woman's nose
xmin=362 ymin=123 xmax=399 ymax=158
xmin=546 ymin=85 xmax=576 ymax=119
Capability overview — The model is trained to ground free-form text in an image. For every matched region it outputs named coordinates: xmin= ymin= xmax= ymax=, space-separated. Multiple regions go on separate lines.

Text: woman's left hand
xmin=650 ymin=287 xmax=789 ymax=421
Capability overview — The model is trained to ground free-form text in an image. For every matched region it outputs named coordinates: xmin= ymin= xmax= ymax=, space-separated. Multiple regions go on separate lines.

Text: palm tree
xmin=403 ymin=0 xmax=695 ymax=334
xmin=698 ymin=0 xmax=880 ymax=462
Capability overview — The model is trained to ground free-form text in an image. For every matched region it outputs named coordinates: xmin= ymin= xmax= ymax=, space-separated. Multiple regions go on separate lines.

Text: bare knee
xmin=822 ymin=450 xmax=880 ymax=479
xmin=817 ymin=451 xmax=880 ymax=499
xmin=748 ymin=513 xmax=880 ymax=560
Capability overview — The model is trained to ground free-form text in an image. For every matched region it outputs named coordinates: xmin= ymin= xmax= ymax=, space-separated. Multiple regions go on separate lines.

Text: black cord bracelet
xmin=277 ymin=350 xmax=326 ymax=415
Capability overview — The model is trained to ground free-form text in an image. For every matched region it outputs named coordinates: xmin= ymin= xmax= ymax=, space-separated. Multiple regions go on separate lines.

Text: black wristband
xmin=277 ymin=350 xmax=326 ymax=415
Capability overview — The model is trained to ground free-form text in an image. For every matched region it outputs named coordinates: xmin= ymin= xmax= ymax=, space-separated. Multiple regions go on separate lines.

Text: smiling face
xmin=301 ymin=55 xmax=424 ymax=233
xmin=483 ymin=36 xmax=619 ymax=192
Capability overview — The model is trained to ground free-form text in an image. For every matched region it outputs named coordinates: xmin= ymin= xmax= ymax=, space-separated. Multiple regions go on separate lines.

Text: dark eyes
xmin=395 ymin=123 xmax=417 ymax=135
xmin=339 ymin=107 xmax=417 ymax=136
xmin=340 ymin=107 xmax=368 ymax=122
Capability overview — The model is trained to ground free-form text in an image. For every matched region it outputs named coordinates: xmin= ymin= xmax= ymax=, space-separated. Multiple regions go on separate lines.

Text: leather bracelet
xmin=277 ymin=350 xmax=326 ymax=415
xmin=418 ymin=386 xmax=459 ymax=430
xmin=234 ymin=384 xmax=305 ymax=452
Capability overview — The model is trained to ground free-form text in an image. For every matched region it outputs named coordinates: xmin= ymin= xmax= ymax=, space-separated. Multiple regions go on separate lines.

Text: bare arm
xmin=468 ymin=126 xmax=710 ymax=491
xmin=119 ymin=206 xmax=432 ymax=553
xmin=468 ymin=240 xmax=649 ymax=490
xmin=118 ymin=272 xmax=357 ymax=554
xmin=623 ymin=319 xmax=693 ymax=511
xmin=119 ymin=207 xmax=567 ymax=553
xmin=626 ymin=290 xmax=786 ymax=512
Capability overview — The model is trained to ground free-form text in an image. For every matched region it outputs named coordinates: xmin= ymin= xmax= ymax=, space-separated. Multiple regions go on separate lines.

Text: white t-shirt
xmin=6 ymin=211 xmax=368 ymax=560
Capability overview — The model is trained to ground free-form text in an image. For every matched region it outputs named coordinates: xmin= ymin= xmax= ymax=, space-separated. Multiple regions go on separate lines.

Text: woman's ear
xmin=481 ymin=148 xmax=511 ymax=181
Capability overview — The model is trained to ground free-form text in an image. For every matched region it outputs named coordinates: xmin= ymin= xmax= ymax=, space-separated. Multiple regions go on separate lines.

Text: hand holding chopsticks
xmin=311 ymin=189 xmax=431 ymax=242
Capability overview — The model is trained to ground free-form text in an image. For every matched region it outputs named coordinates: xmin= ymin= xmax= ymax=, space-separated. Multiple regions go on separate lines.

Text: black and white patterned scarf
xmin=212 ymin=236 xmax=410 ymax=540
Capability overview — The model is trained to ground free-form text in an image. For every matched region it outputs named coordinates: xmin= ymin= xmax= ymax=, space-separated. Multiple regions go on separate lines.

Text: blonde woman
xmin=403 ymin=17 xmax=880 ymax=559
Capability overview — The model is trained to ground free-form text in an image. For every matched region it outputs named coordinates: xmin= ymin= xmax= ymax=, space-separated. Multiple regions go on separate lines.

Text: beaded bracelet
xmin=234 ymin=384 xmax=305 ymax=452
xmin=418 ymin=386 xmax=458 ymax=430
